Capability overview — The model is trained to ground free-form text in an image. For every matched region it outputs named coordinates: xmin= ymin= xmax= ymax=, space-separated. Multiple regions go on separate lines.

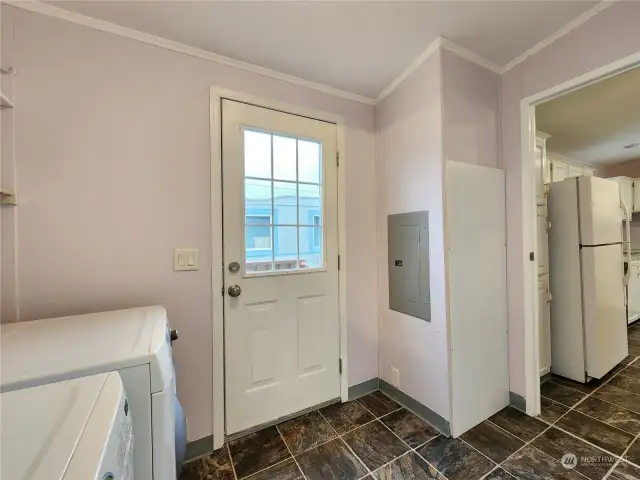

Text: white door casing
xmin=221 ymin=99 xmax=341 ymax=435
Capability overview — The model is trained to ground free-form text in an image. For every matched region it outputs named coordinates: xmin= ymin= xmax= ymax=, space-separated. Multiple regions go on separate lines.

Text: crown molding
xmin=376 ymin=37 xmax=502 ymax=103
xmin=502 ymin=0 xmax=616 ymax=74
xmin=375 ymin=37 xmax=442 ymax=103
xmin=5 ymin=0 xmax=377 ymax=105
xmin=439 ymin=38 xmax=502 ymax=75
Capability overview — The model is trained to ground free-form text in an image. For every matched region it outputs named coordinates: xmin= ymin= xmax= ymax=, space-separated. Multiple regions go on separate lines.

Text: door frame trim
xmin=210 ymin=88 xmax=349 ymax=449
xmin=519 ymin=52 xmax=640 ymax=418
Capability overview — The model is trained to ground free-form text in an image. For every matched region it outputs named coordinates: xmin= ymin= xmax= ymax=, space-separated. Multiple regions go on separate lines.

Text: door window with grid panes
xmin=244 ymin=129 xmax=323 ymax=274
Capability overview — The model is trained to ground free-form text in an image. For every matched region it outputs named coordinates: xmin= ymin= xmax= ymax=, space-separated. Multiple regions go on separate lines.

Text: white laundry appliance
xmin=1 ymin=372 xmax=133 ymax=480
xmin=548 ymin=176 xmax=629 ymax=383
xmin=0 ymin=306 xmax=187 ymax=480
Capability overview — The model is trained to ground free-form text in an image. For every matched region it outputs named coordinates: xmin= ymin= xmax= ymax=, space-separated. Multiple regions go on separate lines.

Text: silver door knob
xmin=228 ymin=285 xmax=242 ymax=297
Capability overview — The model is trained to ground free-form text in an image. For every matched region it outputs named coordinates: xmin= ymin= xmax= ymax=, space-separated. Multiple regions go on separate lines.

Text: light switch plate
xmin=174 ymin=249 xmax=199 ymax=271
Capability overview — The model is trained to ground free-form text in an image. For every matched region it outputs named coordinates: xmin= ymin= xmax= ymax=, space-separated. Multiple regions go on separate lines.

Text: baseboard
xmin=509 ymin=391 xmax=527 ymax=413
xmin=379 ymin=380 xmax=451 ymax=437
xmin=184 ymin=435 xmax=215 ymax=463
xmin=348 ymin=378 xmax=380 ymax=400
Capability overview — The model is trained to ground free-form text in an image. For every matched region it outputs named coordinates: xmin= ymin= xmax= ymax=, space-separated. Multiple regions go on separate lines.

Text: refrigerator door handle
xmin=622 ymin=200 xmax=632 ymax=286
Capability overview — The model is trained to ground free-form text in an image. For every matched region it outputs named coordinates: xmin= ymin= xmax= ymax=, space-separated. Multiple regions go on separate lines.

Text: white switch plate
xmin=174 ymin=249 xmax=199 ymax=271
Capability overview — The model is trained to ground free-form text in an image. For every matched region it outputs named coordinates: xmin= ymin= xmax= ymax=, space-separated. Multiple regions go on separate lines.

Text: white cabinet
xmin=633 ymin=179 xmax=640 ymax=213
xmin=609 ymin=177 xmax=634 ymax=213
xmin=568 ymin=164 xmax=584 ymax=178
xmin=629 ymin=260 xmax=640 ymax=324
xmin=535 ymin=135 xmax=550 ymax=206
xmin=551 ymin=159 xmax=569 ymax=182
xmin=538 ymin=276 xmax=552 ymax=376
xmin=537 ymin=206 xmax=549 ymax=277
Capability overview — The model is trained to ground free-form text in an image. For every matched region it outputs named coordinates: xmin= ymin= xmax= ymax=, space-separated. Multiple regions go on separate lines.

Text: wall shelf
xmin=1 ymin=91 xmax=14 ymax=109
xmin=0 ymin=190 xmax=17 ymax=205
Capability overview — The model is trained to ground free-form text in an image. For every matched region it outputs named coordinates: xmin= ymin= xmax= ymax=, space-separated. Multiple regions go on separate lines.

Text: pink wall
xmin=599 ymin=158 xmax=640 ymax=178
xmin=376 ymin=50 xmax=451 ymax=420
xmin=502 ymin=1 xmax=640 ymax=397
xmin=1 ymin=6 xmax=378 ymax=441
xmin=442 ymin=49 xmax=500 ymax=168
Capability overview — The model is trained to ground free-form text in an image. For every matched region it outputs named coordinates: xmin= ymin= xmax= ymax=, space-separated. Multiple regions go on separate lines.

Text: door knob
xmin=228 ymin=285 xmax=242 ymax=297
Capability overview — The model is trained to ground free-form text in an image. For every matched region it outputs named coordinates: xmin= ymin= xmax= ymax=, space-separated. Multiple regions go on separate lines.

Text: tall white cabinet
xmin=535 ymin=133 xmax=552 ymax=376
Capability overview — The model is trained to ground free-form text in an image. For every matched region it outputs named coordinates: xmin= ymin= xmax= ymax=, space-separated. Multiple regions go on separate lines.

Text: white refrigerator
xmin=548 ymin=176 xmax=629 ymax=383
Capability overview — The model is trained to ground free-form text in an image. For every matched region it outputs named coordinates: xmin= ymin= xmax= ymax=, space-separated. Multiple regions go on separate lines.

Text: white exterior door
xmin=221 ymin=99 xmax=341 ymax=434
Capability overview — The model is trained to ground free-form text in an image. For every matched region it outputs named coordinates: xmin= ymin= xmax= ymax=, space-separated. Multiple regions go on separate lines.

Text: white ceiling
xmin=46 ymin=0 xmax=599 ymax=99
xmin=536 ymin=67 xmax=640 ymax=167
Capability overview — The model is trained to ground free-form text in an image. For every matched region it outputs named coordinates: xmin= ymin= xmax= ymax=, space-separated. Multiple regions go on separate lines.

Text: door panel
xmin=222 ymin=100 xmax=340 ymax=434
xmin=581 ymin=244 xmax=628 ymax=379
xmin=579 ymin=176 xmax=623 ymax=245
xmin=537 ymin=206 xmax=548 ymax=276
xmin=538 ymin=278 xmax=551 ymax=376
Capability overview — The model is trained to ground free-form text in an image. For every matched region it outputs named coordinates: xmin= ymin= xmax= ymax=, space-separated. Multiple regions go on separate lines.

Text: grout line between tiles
xmin=410 ymin=440 xmax=451 ymax=480
xmin=239 ymin=455 xmax=296 ymax=480
xmin=316 ymin=407 xmax=373 ymax=478
xmin=226 ymin=443 xmax=239 ymax=480
xmin=602 ymin=430 xmax=640 ymax=479
xmin=276 ymin=424 xmax=308 ymax=480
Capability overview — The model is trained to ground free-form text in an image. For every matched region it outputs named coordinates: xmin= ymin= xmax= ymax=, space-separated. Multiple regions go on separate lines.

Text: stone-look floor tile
xmin=483 ymin=467 xmax=515 ymax=479
xmin=342 ymin=420 xmax=409 ymax=471
xmin=181 ymin=446 xmax=234 ymax=480
xmin=610 ymin=374 xmax=640 ymax=395
xmin=630 ymin=345 xmax=640 ymax=357
xmin=320 ymin=401 xmax=375 ymax=435
xmin=531 ymin=426 xmax=616 ymax=480
xmin=459 ymin=420 xmax=524 ymax=463
xmin=610 ymin=461 xmax=640 ymax=480
xmin=501 ymin=445 xmax=587 ymax=480
xmin=540 ymin=397 xmax=570 ymax=424
xmin=540 ymin=381 xmax=587 ymax=407
xmin=296 ymin=438 xmax=368 ymax=480
xmin=575 ymin=396 xmax=640 ymax=434
xmin=622 ymin=355 xmax=639 ymax=365
xmin=380 ymin=409 xmax=439 ymax=448
xmin=488 ymin=407 xmax=548 ymax=442
xmin=357 ymin=391 xmax=401 ymax=417
xmin=245 ymin=459 xmax=303 ymax=480
xmin=624 ymin=366 xmax=640 ymax=379
xmin=550 ymin=375 xmax=600 ymax=394
xmin=416 ymin=436 xmax=495 ymax=480
xmin=595 ymin=385 xmax=640 ymax=414
xmin=625 ymin=438 xmax=640 ymax=466
xmin=373 ymin=452 xmax=445 ymax=480
xmin=277 ymin=411 xmax=336 ymax=455
xmin=555 ymin=410 xmax=635 ymax=455
xmin=229 ymin=427 xmax=291 ymax=479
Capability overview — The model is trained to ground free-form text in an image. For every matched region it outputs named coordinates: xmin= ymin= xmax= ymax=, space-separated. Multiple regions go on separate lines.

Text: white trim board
xmin=209 ymin=88 xmax=349 ymax=450
xmin=520 ymin=51 xmax=640 ymax=417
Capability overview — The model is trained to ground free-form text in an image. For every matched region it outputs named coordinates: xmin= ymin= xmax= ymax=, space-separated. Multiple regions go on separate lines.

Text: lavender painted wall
xmin=0 ymin=6 xmax=378 ymax=441
xmin=599 ymin=158 xmax=640 ymax=178
xmin=502 ymin=1 xmax=640 ymax=396
xmin=376 ymin=50 xmax=451 ymax=420
xmin=442 ymin=49 xmax=500 ymax=168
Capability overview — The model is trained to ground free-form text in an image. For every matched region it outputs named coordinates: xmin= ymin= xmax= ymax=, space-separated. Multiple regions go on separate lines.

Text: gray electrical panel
xmin=388 ymin=211 xmax=430 ymax=321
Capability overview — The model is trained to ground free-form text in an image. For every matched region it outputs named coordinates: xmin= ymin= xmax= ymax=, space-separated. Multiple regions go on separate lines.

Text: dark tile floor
xmin=182 ymin=323 xmax=640 ymax=480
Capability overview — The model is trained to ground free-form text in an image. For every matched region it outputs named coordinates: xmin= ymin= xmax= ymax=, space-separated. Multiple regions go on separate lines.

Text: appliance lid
xmin=0 ymin=306 xmax=168 ymax=392
xmin=0 ymin=373 xmax=110 ymax=480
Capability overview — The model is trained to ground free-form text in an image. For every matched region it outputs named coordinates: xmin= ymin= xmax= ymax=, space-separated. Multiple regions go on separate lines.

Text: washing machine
xmin=1 ymin=306 xmax=187 ymax=480
xmin=1 ymin=372 xmax=133 ymax=480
